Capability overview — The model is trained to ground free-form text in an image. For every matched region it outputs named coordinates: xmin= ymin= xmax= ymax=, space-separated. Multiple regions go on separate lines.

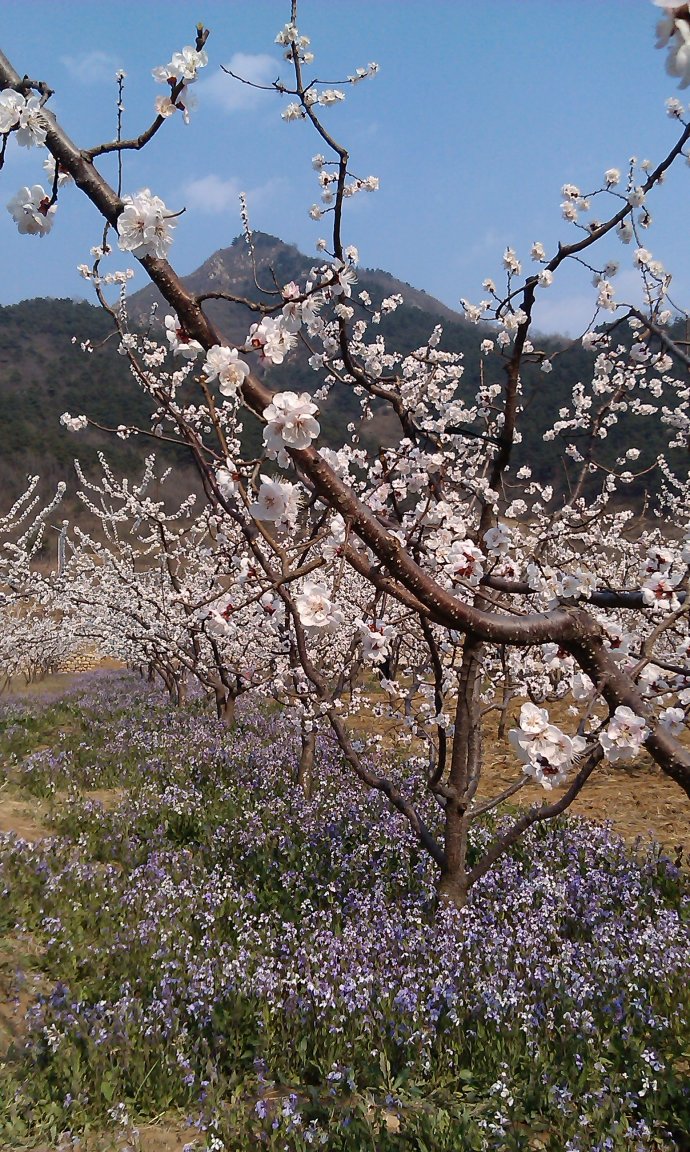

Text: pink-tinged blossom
xmin=250 ymin=475 xmax=301 ymax=528
xmin=356 ymin=619 xmax=396 ymax=664
xmin=445 ymin=539 xmax=484 ymax=586
xmin=509 ymin=703 xmax=585 ymax=790
xmin=659 ymin=706 xmax=685 ymax=736
xmin=641 ymin=571 xmax=682 ymax=611
xmin=263 ymin=391 xmax=320 ymax=462
xmin=203 ymin=345 xmax=250 ymax=395
xmin=7 ymin=184 xmax=56 ymax=236
xmin=295 ymin=581 xmax=344 ymax=632
xmin=164 ymin=315 xmax=203 ymax=359
xmin=247 ymin=317 xmax=297 ymax=365
xmin=483 ymin=524 xmax=512 ymax=555
xmin=599 ymin=706 xmax=648 ymax=762
xmin=117 ymin=189 xmax=175 ymax=260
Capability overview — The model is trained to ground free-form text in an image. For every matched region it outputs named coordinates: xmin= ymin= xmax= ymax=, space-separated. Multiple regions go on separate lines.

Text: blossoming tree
xmin=1 ymin=1 xmax=690 ymax=905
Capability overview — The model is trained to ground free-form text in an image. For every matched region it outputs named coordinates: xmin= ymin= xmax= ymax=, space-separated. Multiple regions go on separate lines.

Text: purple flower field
xmin=0 ymin=672 xmax=688 ymax=1150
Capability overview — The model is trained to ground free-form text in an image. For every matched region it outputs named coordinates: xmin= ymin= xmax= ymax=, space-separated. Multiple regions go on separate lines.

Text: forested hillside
xmin=1 ymin=234 xmax=685 ymax=516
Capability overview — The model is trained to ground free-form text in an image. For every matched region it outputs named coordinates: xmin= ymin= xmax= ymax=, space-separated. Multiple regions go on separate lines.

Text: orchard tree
xmin=0 ymin=479 xmax=77 ymax=685
xmin=1 ymin=1 xmax=690 ymax=905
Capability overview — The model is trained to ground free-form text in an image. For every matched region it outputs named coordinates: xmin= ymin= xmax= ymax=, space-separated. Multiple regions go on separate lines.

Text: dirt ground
xmin=477 ymin=743 xmax=688 ymax=857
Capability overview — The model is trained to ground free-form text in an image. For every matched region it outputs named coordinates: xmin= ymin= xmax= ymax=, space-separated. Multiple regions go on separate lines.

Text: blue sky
xmin=0 ymin=0 xmax=688 ymax=334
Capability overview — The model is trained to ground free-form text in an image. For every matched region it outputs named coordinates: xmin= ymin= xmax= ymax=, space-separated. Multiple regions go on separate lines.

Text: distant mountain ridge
xmin=129 ymin=231 xmax=465 ymax=336
xmin=0 ymin=232 xmax=681 ymax=525
xmin=0 ymin=233 xmax=474 ymax=520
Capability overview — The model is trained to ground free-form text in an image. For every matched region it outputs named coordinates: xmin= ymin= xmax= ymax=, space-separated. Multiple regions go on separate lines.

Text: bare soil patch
xmin=0 ymin=796 xmax=50 ymax=843
xmin=478 ymin=747 xmax=688 ymax=855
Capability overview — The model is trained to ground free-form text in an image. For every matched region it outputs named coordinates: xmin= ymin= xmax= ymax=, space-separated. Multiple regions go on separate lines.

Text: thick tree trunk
xmin=437 ymin=638 xmax=484 ymax=909
xmin=297 ymin=728 xmax=316 ymax=800
xmin=219 ymin=692 xmax=236 ymax=727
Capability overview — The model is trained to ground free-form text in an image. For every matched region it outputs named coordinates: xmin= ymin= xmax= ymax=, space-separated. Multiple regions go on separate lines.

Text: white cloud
xmin=60 ymin=51 xmax=124 ymax=85
xmin=182 ymin=174 xmax=244 ymax=214
xmin=181 ymin=173 xmax=287 ymax=216
xmin=198 ymin=52 xmax=279 ymax=113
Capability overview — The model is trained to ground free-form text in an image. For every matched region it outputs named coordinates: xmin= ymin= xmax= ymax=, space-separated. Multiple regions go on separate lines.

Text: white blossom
xmin=204 ymin=345 xmax=250 ymax=394
xmin=250 ymin=475 xmax=301 ymax=528
xmin=248 ymin=317 xmax=297 ymax=365
xmin=117 ymin=189 xmax=175 ymax=259
xmin=7 ymin=184 xmax=56 ymax=236
xmin=263 ymin=391 xmax=320 ymax=461
xmin=295 ymin=581 xmax=343 ymax=632
xmin=164 ymin=315 xmax=203 ymax=359
xmin=599 ymin=706 xmax=648 ymax=762
xmin=357 ymin=619 xmax=396 ymax=664
xmin=509 ymin=703 xmax=585 ymax=789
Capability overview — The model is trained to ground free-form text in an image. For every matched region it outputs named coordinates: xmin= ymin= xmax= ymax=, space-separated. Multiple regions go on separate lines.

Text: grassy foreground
xmin=0 ymin=672 xmax=688 ymax=1151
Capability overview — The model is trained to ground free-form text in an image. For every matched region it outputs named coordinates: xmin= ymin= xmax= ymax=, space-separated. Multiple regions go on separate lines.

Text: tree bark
xmin=297 ymin=727 xmax=316 ymax=800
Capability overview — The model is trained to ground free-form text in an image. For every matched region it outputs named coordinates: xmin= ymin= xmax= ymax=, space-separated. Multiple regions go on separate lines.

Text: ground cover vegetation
xmin=1 ymin=0 xmax=690 ymax=1146
xmin=0 ymin=672 xmax=689 ymax=1150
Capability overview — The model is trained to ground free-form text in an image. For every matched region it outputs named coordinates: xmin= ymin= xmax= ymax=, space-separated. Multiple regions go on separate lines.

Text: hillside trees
xmin=1 ymin=2 xmax=690 ymax=906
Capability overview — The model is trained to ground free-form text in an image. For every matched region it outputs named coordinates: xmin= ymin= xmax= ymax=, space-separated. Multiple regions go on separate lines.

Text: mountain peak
xmin=130 ymin=232 xmax=464 ymax=333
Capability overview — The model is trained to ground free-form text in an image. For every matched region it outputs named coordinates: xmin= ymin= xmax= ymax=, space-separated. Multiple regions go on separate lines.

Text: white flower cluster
xmin=598 ymin=706 xmax=648 ymax=762
xmin=0 ymin=90 xmax=47 ymax=146
xmin=204 ymin=345 xmax=250 ymax=395
xmin=356 ymin=619 xmax=396 ymax=665
xmin=164 ymin=315 xmax=203 ymax=360
xmin=117 ymin=189 xmax=175 ymax=260
xmin=152 ymin=44 xmax=208 ymax=121
xmin=6 ymin=184 xmax=56 ymax=236
xmin=655 ymin=2 xmax=690 ymax=88
xmin=60 ymin=412 xmax=89 ymax=432
xmin=295 ymin=580 xmax=343 ymax=633
xmin=275 ymin=23 xmax=314 ymax=65
xmin=509 ymin=703 xmax=586 ymax=790
xmin=263 ymin=392 xmax=320 ymax=465
xmin=247 ymin=317 xmax=297 ymax=365
xmin=250 ymin=475 xmax=301 ymax=529
xmin=641 ymin=543 xmax=684 ymax=611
